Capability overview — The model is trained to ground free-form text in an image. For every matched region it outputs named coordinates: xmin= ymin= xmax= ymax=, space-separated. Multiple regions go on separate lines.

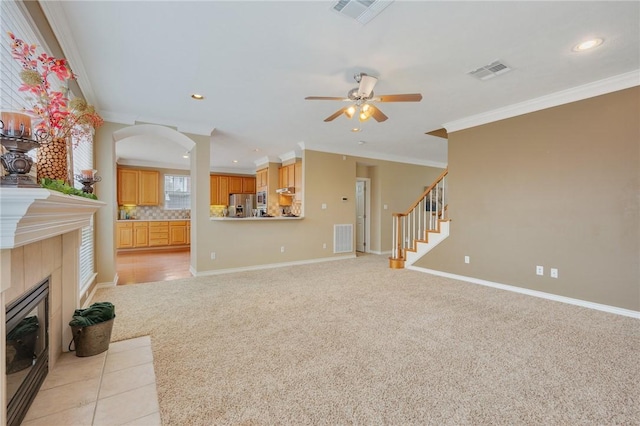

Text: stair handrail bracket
xmin=389 ymin=169 xmax=449 ymax=269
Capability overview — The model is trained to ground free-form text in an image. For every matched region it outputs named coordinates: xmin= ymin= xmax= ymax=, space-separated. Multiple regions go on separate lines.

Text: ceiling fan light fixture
xmin=345 ymin=105 xmax=356 ymax=119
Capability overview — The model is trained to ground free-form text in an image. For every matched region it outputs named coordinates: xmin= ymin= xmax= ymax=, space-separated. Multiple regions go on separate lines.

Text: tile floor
xmin=22 ymin=336 xmax=161 ymax=426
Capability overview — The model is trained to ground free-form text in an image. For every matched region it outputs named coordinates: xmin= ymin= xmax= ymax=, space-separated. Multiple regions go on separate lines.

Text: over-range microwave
xmin=257 ymin=190 xmax=267 ymax=207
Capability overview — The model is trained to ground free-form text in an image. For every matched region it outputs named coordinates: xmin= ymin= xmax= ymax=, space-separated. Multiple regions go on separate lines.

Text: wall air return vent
xmin=468 ymin=60 xmax=512 ymax=81
xmin=331 ymin=0 xmax=394 ymax=25
xmin=334 ymin=224 xmax=354 ymax=253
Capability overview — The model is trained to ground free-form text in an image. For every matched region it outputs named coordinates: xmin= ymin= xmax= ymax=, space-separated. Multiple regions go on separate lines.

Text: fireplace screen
xmin=5 ymin=277 xmax=49 ymax=426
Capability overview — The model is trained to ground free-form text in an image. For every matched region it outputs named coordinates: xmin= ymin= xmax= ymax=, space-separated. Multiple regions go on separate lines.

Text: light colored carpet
xmin=93 ymin=254 xmax=639 ymax=425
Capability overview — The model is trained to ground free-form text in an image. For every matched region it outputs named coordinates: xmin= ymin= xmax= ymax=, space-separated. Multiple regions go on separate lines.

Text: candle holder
xmin=0 ymin=113 xmax=46 ymax=188
xmin=0 ymin=135 xmax=41 ymax=188
xmin=74 ymin=174 xmax=102 ymax=194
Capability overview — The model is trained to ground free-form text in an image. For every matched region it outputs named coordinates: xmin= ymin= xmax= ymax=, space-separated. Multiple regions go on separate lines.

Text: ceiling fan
xmin=305 ymin=73 xmax=422 ymax=123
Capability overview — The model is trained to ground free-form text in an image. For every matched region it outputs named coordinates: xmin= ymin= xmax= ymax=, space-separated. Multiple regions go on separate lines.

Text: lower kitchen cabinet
xmin=170 ymin=221 xmax=188 ymax=245
xmin=117 ymin=220 xmax=190 ymax=249
xmin=133 ymin=222 xmax=148 ymax=247
xmin=116 ymin=222 xmax=133 ymax=249
xmin=148 ymin=221 xmax=170 ymax=247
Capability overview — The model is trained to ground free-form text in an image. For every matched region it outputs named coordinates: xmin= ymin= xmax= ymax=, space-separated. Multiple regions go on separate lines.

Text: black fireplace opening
xmin=6 ymin=277 xmax=49 ymax=426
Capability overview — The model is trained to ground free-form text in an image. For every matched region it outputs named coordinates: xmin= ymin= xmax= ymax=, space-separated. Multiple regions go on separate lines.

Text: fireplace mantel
xmin=0 ymin=188 xmax=106 ymax=249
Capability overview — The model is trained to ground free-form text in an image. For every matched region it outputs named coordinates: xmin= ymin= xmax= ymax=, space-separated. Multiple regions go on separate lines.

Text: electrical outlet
xmin=280 ymin=246 xmax=285 ymax=253
xmin=464 ymin=256 xmax=470 ymax=264
xmin=323 ymin=243 xmax=327 ymax=249
xmin=383 ymin=204 xmax=388 ymax=210
xmin=550 ymin=268 xmax=558 ymax=278
xmin=536 ymin=265 xmax=544 ymax=276
xmin=210 ymin=252 xmax=216 ymax=260
xmin=321 ymin=203 xmax=327 ymax=210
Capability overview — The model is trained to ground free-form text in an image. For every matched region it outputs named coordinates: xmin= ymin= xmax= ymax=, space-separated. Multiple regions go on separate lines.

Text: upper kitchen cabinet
xmin=278 ymin=163 xmax=297 ymax=189
xmin=256 ymin=168 xmax=268 ymax=190
xmin=117 ymin=168 xmax=160 ymax=206
xmin=228 ymin=176 xmax=243 ymax=194
xmin=211 ymin=174 xmax=257 ymax=205
xmin=242 ymin=177 xmax=256 ymax=193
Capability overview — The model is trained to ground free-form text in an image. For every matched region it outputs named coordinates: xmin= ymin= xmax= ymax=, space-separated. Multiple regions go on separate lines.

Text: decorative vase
xmin=37 ymin=137 xmax=72 ymax=183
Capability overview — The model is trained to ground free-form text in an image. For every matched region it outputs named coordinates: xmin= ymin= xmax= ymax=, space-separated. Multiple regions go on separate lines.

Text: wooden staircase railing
xmin=389 ymin=169 xmax=448 ymax=268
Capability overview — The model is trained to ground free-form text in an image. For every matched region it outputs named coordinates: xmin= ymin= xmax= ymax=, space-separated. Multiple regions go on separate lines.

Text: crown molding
xmin=39 ymin=2 xmax=99 ymax=108
xmin=279 ymin=151 xmax=300 ymax=162
xmin=254 ymin=156 xmax=281 ymax=168
xmin=297 ymin=142 xmax=447 ymax=169
xmin=444 ymin=70 xmax=640 ymax=133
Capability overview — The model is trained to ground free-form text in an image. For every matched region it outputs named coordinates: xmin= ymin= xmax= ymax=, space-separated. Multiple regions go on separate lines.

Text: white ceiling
xmin=42 ymin=1 xmax=639 ymax=173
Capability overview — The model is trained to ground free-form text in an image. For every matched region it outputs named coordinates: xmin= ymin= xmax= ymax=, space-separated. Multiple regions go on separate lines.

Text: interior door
xmin=356 ymin=180 xmax=366 ymax=252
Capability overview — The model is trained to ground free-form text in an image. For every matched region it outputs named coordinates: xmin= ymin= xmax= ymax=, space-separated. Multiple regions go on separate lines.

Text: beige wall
xmin=415 ymin=87 xmax=640 ymax=311
xmin=93 ymin=123 xmax=443 ymax=275
xmin=197 ymin=150 xmax=444 ymax=271
xmin=356 ymin=159 xmax=443 ymax=253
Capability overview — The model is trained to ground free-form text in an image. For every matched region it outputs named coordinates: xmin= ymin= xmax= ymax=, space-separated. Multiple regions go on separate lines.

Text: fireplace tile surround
xmin=1 ymin=188 xmax=105 ymax=425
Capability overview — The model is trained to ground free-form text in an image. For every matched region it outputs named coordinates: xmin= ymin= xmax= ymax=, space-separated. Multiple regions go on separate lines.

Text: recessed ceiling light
xmin=358 ymin=140 xmax=366 ymax=145
xmin=232 ymin=160 xmax=238 ymax=163
xmin=351 ymin=127 xmax=361 ymax=132
xmin=191 ymin=93 xmax=205 ymax=100
xmin=253 ymin=148 xmax=260 ymax=152
xmin=182 ymin=154 xmax=189 ymax=159
xmin=573 ymin=38 xmax=604 ymax=52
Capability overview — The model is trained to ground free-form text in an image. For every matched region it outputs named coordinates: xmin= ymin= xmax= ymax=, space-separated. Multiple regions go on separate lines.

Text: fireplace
xmin=5 ymin=277 xmax=49 ymax=426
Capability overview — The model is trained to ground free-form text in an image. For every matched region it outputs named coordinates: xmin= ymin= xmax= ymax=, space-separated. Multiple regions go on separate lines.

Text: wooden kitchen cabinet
xmin=211 ymin=174 xmax=255 ymax=204
xmin=228 ymin=176 xmax=243 ymax=194
xmin=242 ymin=177 xmax=256 ymax=193
xmin=117 ymin=169 xmax=138 ymax=205
xmin=210 ymin=175 xmax=220 ymax=204
xmin=278 ymin=164 xmax=296 ymax=188
xmin=170 ymin=221 xmax=188 ymax=245
xmin=138 ymin=170 xmax=160 ymax=205
xmin=118 ymin=220 xmax=190 ymax=249
xmin=133 ymin=221 xmax=148 ymax=247
xmin=210 ymin=175 xmax=229 ymax=205
xmin=117 ymin=168 xmax=159 ymax=206
xmin=116 ymin=222 xmax=133 ymax=248
xmin=256 ymin=169 xmax=268 ymax=189
xmin=148 ymin=221 xmax=170 ymax=246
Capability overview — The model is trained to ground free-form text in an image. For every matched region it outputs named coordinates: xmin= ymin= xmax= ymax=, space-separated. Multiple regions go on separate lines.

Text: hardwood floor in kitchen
xmin=116 ymin=249 xmax=192 ymax=285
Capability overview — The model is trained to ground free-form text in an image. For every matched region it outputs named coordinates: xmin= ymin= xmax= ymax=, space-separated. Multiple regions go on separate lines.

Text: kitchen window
xmin=164 ymin=174 xmax=191 ymax=210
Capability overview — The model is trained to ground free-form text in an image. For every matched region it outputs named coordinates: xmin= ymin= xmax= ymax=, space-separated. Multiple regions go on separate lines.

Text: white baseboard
xmin=369 ymin=250 xmax=391 ymax=256
xmin=407 ymin=266 xmax=640 ymax=319
xmin=194 ymin=254 xmax=356 ymax=277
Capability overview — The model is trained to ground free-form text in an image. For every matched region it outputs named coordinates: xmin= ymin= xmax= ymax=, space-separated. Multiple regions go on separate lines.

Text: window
xmin=164 ymin=175 xmax=191 ymax=210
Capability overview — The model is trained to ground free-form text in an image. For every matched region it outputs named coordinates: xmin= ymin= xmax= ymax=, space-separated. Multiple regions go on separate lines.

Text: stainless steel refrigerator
xmin=229 ymin=194 xmax=255 ymax=217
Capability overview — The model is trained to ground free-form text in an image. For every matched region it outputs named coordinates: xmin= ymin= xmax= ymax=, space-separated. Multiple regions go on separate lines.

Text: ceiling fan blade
xmin=305 ymin=96 xmax=349 ymax=101
xmin=375 ymin=93 xmax=423 ymax=102
xmin=324 ymin=107 xmax=349 ymax=122
xmin=369 ymin=105 xmax=388 ymax=122
xmin=357 ymin=74 xmax=378 ymax=98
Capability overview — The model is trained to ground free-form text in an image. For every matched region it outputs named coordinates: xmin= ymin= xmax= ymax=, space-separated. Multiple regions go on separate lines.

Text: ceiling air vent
xmin=468 ymin=60 xmax=512 ymax=81
xmin=331 ymin=0 xmax=394 ymax=25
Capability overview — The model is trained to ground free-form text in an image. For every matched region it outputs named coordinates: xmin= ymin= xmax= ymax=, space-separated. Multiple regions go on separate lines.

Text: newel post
xmin=389 ymin=213 xmax=405 ymax=269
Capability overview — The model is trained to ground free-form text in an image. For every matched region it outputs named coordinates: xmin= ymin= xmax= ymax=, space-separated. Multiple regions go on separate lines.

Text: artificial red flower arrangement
xmin=7 ymin=31 xmax=103 ymax=145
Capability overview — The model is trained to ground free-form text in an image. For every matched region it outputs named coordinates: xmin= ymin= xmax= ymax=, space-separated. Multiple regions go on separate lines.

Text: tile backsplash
xmin=119 ymin=205 xmax=190 ymax=220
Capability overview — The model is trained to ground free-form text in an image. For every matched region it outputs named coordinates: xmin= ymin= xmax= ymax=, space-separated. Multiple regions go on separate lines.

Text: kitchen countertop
xmin=210 ymin=216 xmax=303 ymax=221
xmin=116 ymin=218 xmax=190 ymax=222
